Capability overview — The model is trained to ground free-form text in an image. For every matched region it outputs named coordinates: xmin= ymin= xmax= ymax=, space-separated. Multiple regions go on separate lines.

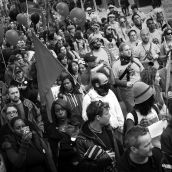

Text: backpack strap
xmin=152 ymin=104 xmax=160 ymax=115
xmin=130 ymin=109 xmax=138 ymax=125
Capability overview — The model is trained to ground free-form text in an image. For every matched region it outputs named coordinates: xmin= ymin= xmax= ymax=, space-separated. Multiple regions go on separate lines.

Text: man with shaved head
xmin=112 ymin=43 xmax=144 ymax=113
xmin=134 ymin=28 xmax=160 ymax=69
xmin=82 ymin=72 xmax=124 ymax=131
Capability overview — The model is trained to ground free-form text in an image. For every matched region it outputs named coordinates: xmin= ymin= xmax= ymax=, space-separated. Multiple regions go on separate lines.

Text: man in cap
xmin=88 ymin=34 xmax=115 ymax=67
xmin=82 ymin=72 xmax=124 ymax=130
xmin=86 ymin=7 xmax=101 ymax=23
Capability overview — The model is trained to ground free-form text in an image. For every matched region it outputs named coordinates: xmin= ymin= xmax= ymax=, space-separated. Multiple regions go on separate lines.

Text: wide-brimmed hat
xmin=133 ymin=82 xmax=154 ymax=104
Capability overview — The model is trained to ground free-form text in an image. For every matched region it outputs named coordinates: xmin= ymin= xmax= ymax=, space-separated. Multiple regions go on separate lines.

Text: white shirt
xmin=93 ymin=47 xmax=111 ymax=66
xmin=82 ymin=89 xmax=124 ymax=128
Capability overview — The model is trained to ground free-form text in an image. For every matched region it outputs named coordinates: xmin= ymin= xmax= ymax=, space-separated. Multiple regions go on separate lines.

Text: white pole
xmin=80 ymin=0 xmax=84 ymax=11
xmin=93 ymin=0 xmax=98 ymax=12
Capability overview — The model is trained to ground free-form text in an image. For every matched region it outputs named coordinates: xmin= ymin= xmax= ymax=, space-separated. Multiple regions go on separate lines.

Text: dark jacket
xmin=76 ymin=122 xmax=123 ymax=172
xmin=118 ymin=148 xmax=162 ymax=172
xmin=161 ymin=122 xmax=172 ymax=172
xmin=46 ymin=122 xmax=79 ymax=172
xmin=2 ymin=132 xmax=57 ymax=172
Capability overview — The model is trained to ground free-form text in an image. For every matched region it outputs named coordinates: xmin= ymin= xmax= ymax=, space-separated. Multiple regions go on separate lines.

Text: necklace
xmin=89 ymin=124 xmax=102 ymax=134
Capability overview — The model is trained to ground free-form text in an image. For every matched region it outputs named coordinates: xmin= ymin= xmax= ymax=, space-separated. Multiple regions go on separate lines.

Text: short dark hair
xmin=4 ymin=103 xmax=19 ymax=114
xmin=146 ymin=18 xmax=154 ymax=25
xmin=10 ymin=117 xmax=24 ymax=129
xmin=124 ymin=126 xmax=149 ymax=149
xmin=132 ymin=14 xmax=141 ymax=22
xmin=128 ymin=29 xmax=137 ymax=37
xmin=7 ymin=85 xmax=19 ymax=94
xmin=86 ymin=101 xmax=109 ymax=122
xmin=131 ymin=4 xmax=138 ymax=10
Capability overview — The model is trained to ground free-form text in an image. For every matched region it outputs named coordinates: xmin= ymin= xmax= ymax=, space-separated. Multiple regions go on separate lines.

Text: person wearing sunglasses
xmin=160 ymin=28 xmax=172 ymax=66
xmin=0 ymin=103 xmax=37 ymax=146
xmin=76 ymin=100 xmax=123 ymax=172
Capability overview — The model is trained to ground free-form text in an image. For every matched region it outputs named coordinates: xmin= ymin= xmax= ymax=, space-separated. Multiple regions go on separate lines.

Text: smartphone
xmin=22 ymin=126 xmax=30 ymax=135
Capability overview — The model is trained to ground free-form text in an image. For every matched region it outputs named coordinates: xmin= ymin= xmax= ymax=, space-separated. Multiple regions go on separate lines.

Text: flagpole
xmin=93 ymin=0 xmax=98 ymax=13
xmin=80 ymin=0 xmax=84 ymax=11
xmin=0 ymin=47 xmax=6 ymax=69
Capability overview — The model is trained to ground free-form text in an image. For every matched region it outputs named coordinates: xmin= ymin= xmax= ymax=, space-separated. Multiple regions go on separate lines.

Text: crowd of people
xmin=0 ymin=0 xmax=172 ymax=172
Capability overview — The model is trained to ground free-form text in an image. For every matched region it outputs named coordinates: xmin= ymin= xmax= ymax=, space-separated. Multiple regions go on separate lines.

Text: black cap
xmin=84 ymin=53 xmax=97 ymax=63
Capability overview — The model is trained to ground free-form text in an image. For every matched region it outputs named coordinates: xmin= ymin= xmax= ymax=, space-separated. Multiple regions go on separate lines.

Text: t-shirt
xmin=112 ymin=58 xmax=144 ymax=84
xmin=126 ymin=107 xmax=159 ymax=126
xmin=96 ymin=127 xmax=113 ymax=151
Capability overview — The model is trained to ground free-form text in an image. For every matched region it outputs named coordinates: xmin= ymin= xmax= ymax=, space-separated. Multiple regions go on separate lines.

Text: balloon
xmin=56 ymin=2 xmax=69 ymax=17
xmin=0 ymin=24 xmax=4 ymax=46
xmin=17 ymin=13 xmax=28 ymax=27
xmin=69 ymin=8 xmax=86 ymax=26
xmin=31 ymin=13 xmax=40 ymax=25
xmin=5 ymin=30 xmax=19 ymax=46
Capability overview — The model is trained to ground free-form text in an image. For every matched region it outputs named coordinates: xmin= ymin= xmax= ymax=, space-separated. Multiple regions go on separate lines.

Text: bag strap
xmin=119 ymin=65 xmax=130 ymax=80
xmin=130 ymin=109 xmax=138 ymax=125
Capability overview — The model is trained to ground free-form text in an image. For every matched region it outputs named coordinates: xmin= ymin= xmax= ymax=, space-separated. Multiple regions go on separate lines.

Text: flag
xmin=32 ymin=33 xmax=65 ymax=122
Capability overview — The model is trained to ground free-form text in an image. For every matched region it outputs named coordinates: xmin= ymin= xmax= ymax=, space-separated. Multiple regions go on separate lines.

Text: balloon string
xmin=0 ymin=47 xmax=7 ymax=69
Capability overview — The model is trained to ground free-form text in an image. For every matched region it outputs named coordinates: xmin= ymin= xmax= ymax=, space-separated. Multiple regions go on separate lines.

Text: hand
xmin=106 ymin=150 xmax=115 ymax=160
xmin=126 ymin=82 xmax=133 ymax=88
xmin=140 ymin=118 xmax=150 ymax=127
xmin=22 ymin=131 xmax=32 ymax=142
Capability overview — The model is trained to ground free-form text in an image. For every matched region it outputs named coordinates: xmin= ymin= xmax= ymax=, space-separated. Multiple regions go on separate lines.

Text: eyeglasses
xmin=166 ymin=32 xmax=172 ymax=35
xmin=7 ymin=110 xmax=18 ymax=115
xmin=107 ymin=28 xmax=112 ymax=31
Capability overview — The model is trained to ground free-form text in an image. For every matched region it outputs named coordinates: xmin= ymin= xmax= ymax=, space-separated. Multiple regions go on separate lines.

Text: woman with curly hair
xmin=140 ymin=66 xmax=165 ymax=109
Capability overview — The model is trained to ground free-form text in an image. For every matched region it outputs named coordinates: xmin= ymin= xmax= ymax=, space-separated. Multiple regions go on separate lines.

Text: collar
xmin=126 ymin=149 xmax=157 ymax=169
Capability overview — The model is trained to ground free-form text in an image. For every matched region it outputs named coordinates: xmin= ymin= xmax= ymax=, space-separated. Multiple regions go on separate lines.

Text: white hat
xmin=108 ymin=4 xmax=114 ymax=8
xmin=86 ymin=7 xmax=92 ymax=11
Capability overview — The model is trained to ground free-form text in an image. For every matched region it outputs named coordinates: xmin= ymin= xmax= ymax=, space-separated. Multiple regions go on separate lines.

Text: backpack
xmin=130 ymin=104 xmax=160 ymax=125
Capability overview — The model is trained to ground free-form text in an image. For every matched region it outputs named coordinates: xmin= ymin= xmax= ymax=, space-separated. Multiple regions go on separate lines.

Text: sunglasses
xmin=166 ymin=32 xmax=172 ymax=35
xmin=107 ymin=28 xmax=112 ymax=30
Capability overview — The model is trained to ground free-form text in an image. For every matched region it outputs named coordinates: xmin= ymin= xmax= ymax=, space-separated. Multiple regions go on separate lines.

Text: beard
xmin=92 ymin=43 xmax=101 ymax=50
